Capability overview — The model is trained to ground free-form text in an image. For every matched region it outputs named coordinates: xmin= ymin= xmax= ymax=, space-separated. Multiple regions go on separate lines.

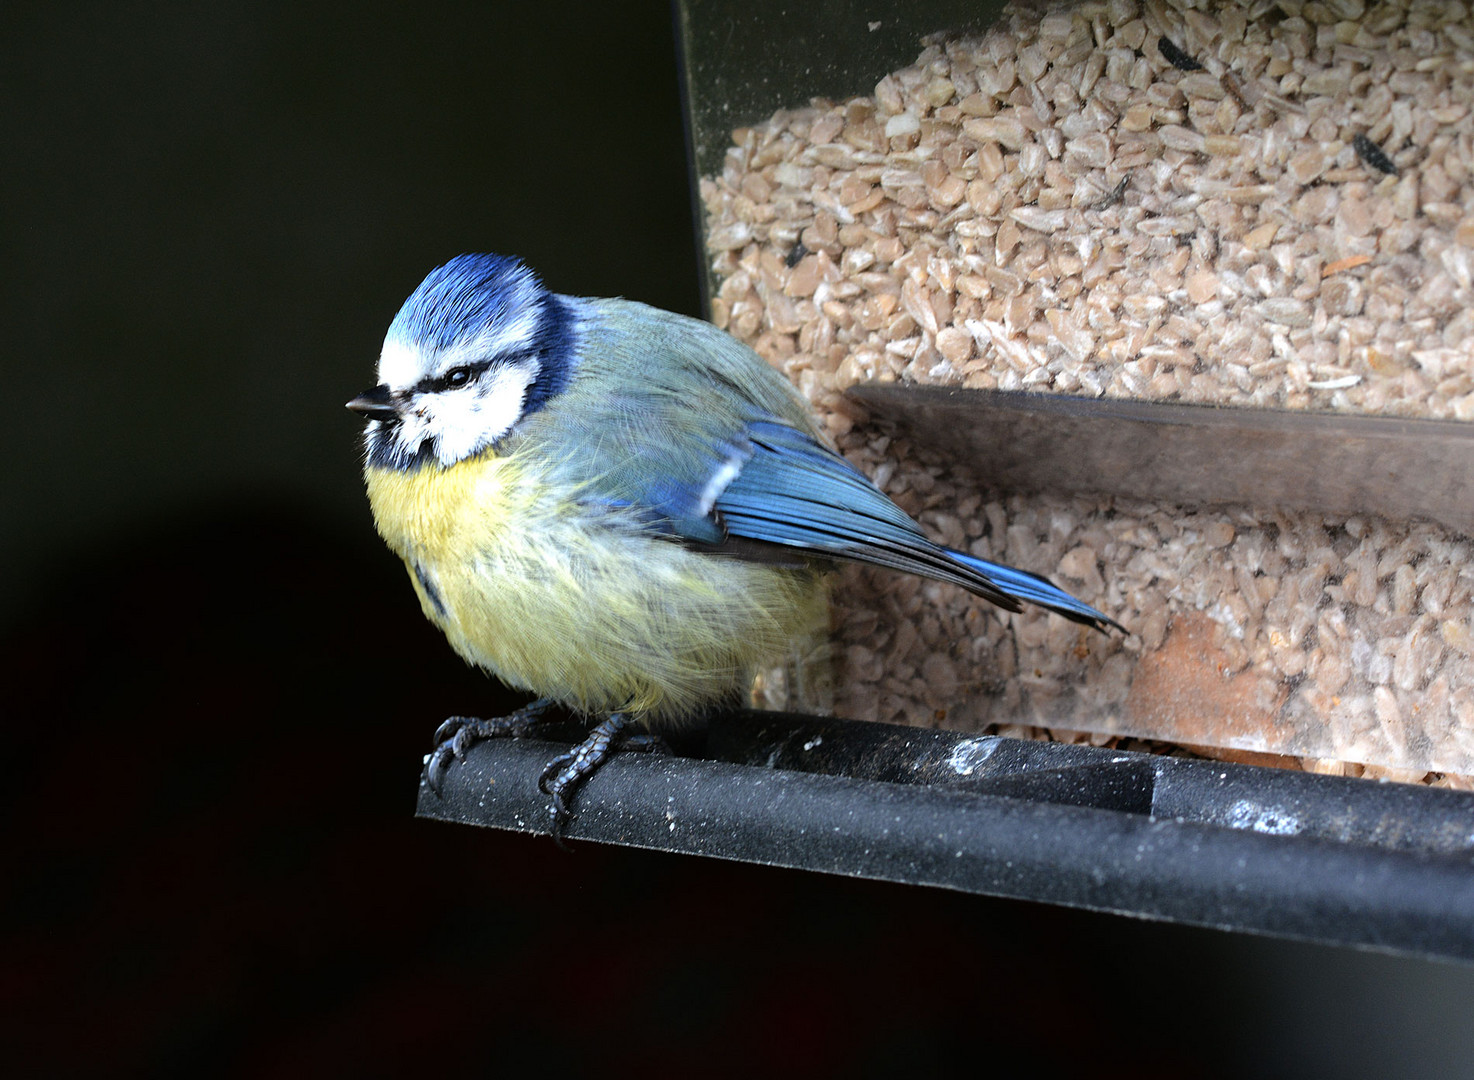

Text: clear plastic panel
xmin=693 ymin=0 xmax=1474 ymax=779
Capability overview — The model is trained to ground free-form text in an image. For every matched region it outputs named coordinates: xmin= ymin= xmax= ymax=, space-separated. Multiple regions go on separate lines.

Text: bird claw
xmin=424 ymin=698 xmax=556 ymax=796
xmin=536 ymin=714 xmax=630 ymax=836
xmin=427 ymin=706 xmax=661 ymax=838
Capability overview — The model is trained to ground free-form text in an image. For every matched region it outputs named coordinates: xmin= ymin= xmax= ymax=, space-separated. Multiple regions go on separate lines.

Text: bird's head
xmin=348 ymin=253 xmax=576 ymax=469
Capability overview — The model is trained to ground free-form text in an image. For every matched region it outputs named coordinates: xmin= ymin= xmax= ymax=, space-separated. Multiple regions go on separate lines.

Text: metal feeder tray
xmin=416 ymin=709 xmax=1474 ymax=965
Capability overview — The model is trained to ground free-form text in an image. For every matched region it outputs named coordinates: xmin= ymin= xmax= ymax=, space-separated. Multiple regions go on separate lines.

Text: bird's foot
xmin=537 ymin=714 xmax=670 ymax=835
xmin=424 ymin=697 xmax=557 ymax=796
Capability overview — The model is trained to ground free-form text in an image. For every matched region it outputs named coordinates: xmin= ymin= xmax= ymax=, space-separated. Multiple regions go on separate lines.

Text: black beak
xmin=346 ymin=384 xmax=399 ymax=421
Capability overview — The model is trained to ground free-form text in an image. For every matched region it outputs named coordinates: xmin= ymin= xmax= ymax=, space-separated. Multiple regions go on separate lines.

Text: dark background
xmin=4 ymin=2 xmax=1473 ymax=1076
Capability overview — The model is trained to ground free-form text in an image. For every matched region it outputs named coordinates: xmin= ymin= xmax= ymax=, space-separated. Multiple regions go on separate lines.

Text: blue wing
xmin=709 ymin=422 xmax=1121 ymax=633
xmin=548 ymin=300 xmax=1117 ymax=631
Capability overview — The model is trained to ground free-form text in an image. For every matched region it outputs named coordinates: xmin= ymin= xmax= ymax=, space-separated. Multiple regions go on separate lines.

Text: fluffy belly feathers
xmin=364 ymin=451 xmax=826 ymax=722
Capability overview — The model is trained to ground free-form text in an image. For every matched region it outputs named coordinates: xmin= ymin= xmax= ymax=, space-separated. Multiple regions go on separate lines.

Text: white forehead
xmin=376 ymin=254 xmax=548 ymax=388
xmin=376 ymin=339 xmax=427 ymax=388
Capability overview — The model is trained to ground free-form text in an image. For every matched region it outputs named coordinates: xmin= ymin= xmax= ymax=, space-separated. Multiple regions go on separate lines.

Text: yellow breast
xmin=366 ymin=449 xmax=523 ymax=581
xmin=364 ymin=451 xmax=827 ymax=723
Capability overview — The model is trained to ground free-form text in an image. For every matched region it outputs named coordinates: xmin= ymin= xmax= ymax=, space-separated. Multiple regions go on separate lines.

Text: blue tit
xmin=348 ymin=253 xmax=1121 ymax=829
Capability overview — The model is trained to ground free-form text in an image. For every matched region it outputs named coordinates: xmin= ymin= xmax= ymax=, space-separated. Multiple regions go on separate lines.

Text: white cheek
xmin=428 ymin=364 xmax=538 ymax=464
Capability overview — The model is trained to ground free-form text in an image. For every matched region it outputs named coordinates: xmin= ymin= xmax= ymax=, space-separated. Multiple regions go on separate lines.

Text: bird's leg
xmin=428 ymin=703 xmax=670 ymax=836
xmin=536 ymin=713 xmax=670 ymax=834
xmin=425 ymin=697 xmax=558 ymax=796
xmin=537 ymin=714 xmax=627 ymax=833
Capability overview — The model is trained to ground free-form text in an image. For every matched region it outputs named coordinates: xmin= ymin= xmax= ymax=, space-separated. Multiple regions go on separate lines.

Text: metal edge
xmin=415 ymin=731 xmax=1474 ymax=964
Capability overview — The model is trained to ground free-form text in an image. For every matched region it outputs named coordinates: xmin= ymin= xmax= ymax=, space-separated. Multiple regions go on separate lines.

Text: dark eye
xmin=419 ymin=362 xmax=489 ymax=395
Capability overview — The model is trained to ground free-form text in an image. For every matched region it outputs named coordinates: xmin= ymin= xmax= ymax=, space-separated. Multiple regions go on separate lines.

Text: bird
xmin=348 ymin=253 xmax=1121 ymax=831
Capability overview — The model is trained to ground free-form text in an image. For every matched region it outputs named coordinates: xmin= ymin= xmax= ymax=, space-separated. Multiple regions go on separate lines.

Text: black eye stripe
xmin=416 ymin=350 xmax=538 ymax=394
xmin=418 ymin=359 xmax=492 ymax=394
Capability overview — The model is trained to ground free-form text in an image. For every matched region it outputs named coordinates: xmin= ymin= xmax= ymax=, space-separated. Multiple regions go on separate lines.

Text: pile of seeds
xmin=704 ymin=0 xmax=1474 ymax=784
xmin=703 ymin=0 xmax=1474 ymax=415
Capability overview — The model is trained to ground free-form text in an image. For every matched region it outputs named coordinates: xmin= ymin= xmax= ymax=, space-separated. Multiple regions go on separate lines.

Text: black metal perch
xmin=415 ymin=710 xmax=1474 ymax=964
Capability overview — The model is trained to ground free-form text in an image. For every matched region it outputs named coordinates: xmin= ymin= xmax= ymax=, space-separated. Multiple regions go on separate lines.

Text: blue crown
xmin=387 ymin=253 xmax=544 ymax=353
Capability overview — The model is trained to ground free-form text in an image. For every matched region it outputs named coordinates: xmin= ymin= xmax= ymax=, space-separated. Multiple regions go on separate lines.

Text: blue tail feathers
xmin=946 ymin=548 xmax=1123 ymax=634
